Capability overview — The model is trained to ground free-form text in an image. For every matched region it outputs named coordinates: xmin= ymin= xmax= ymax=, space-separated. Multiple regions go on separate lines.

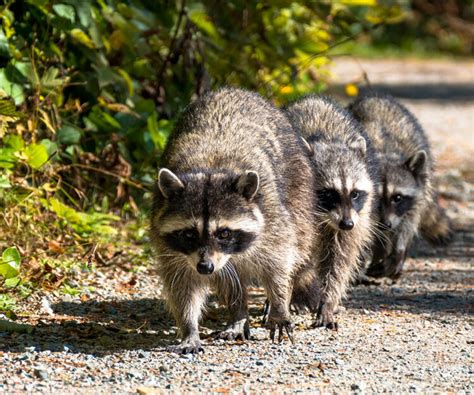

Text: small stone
xmin=256 ymin=361 xmax=264 ymax=366
xmin=159 ymin=365 xmax=169 ymax=373
xmin=138 ymin=350 xmax=150 ymax=358
xmin=351 ymin=382 xmax=366 ymax=391
xmin=34 ymin=367 xmax=48 ymax=381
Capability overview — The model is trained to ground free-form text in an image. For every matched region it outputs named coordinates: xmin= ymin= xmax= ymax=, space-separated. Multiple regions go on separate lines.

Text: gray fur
xmin=151 ymin=87 xmax=316 ymax=353
xmin=285 ymin=96 xmax=378 ymax=328
xmin=350 ymin=92 xmax=452 ymax=279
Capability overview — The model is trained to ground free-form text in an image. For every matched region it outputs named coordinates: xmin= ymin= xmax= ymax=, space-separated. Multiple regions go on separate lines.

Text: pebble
xmin=33 ymin=367 xmax=48 ymax=381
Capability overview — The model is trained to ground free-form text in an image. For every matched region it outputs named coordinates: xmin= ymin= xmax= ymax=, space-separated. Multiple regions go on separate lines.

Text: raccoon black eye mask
xmin=317 ymin=188 xmax=368 ymax=212
xmin=391 ymin=193 xmax=415 ymax=216
xmin=163 ymin=227 xmax=257 ymax=255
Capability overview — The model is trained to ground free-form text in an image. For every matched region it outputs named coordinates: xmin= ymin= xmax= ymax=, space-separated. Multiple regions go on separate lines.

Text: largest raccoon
xmin=349 ymin=93 xmax=452 ymax=279
xmin=285 ymin=96 xmax=379 ymax=329
xmin=151 ymin=87 xmax=316 ymax=353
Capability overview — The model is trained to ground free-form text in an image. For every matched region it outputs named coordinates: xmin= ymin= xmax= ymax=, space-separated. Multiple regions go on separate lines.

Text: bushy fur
xmin=350 ymin=92 xmax=452 ymax=279
xmin=285 ymin=96 xmax=379 ymax=328
xmin=151 ymin=87 xmax=317 ymax=353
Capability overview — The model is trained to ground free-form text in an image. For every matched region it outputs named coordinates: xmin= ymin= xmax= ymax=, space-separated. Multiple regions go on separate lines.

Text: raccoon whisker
xmin=369 ymin=227 xmax=391 ymax=246
xmin=225 ymin=264 xmax=243 ymax=307
xmin=170 ymin=263 xmax=188 ymax=290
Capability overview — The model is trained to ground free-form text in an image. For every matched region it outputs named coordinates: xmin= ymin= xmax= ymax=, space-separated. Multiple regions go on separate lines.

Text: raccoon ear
xmin=158 ymin=168 xmax=184 ymax=198
xmin=348 ymin=135 xmax=367 ymax=157
xmin=236 ymin=171 xmax=260 ymax=200
xmin=300 ymin=137 xmax=314 ymax=156
xmin=406 ymin=150 xmax=427 ymax=177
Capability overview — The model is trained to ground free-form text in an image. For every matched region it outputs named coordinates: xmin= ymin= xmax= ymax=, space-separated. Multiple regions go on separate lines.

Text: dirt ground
xmin=1 ymin=58 xmax=473 ymax=393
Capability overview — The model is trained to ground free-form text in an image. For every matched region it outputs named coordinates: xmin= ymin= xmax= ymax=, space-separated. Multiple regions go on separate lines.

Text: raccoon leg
xmin=214 ymin=270 xmax=250 ymax=341
xmin=260 ymin=263 xmax=295 ymax=344
xmin=365 ymin=235 xmax=393 ymax=278
xmin=165 ymin=278 xmax=209 ymax=354
xmin=290 ymin=268 xmax=320 ymax=314
xmin=313 ymin=249 xmax=358 ymax=330
xmin=384 ymin=228 xmax=413 ymax=279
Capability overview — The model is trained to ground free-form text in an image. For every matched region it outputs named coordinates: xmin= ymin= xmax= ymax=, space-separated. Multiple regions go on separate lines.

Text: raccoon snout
xmin=196 ymin=260 xmax=214 ymax=275
xmin=339 ymin=218 xmax=354 ymax=231
xmin=383 ymin=220 xmax=392 ymax=229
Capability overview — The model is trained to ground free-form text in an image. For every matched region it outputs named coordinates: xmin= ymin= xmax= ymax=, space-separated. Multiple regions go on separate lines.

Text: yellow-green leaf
xmin=24 ymin=143 xmax=49 ymax=169
xmin=70 ymin=28 xmax=96 ymax=48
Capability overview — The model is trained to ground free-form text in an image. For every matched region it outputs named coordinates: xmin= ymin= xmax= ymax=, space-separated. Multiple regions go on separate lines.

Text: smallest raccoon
xmin=286 ymin=96 xmax=378 ymax=329
xmin=350 ymin=93 xmax=452 ymax=279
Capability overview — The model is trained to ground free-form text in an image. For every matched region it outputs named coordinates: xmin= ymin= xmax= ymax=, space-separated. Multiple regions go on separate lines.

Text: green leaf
xmin=87 ymin=106 xmax=121 ymax=132
xmin=0 ymin=294 xmax=16 ymax=313
xmin=0 ymin=247 xmax=21 ymax=279
xmin=0 ymin=147 xmax=17 ymax=169
xmin=24 ymin=143 xmax=49 ymax=169
xmin=14 ymin=61 xmax=40 ymax=88
xmin=4 ymin=134 xmax=24 ymax=150
xmin=0 ymin=97 xmax=22 ymax=117
xmin=57 ymin=124 xmax=82 ymax=145
xmin=0 ymin=175 xmax=11 ymax=189
xmin=40 ymin=67 xmax=66 ymax=91
xmin=52 ymin=4 xmax=76 ymax=22
xmin=147 ymin=113 xmax=171 ymax=151
xmin=4 ymin=277 xmax=20 ymax=288
xmin=70 ymin=28 xmax=96 ymax=48
xmin=0 ymin=70 xmax=25 ymax=105
xmin=40 ymin=139 xmax=58 ymax=157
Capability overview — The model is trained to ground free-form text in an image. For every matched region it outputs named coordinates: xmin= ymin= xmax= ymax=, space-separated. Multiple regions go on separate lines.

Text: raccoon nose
xmin=196 ymin=260 xmax=214 ymax=275
xmin=339 ymin=218 xmax=354 ymax=231
xmin=383 ymin=221 xmax=392 ymax=229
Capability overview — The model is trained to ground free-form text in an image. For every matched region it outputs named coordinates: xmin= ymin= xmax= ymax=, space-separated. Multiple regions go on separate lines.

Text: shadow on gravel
xmin=0 ymin=298 xmax=266 ymax=355
xmin=0 ymin=299 xmax=179 ymax=355
xmin=349 ymin=288 xmax=473 ymax=315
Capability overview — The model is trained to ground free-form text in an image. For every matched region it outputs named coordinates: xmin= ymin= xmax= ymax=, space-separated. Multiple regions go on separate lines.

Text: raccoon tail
xmin=420 ymin=201 xmax=453 ymax=246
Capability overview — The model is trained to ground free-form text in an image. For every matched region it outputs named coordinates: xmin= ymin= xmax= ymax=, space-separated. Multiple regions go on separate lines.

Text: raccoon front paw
xmin=267 ymin=317 xmax=295 ymax=344
xmin=354 ymin=273 xmax=382 ymax=286
xmin=313 ymin=304 xmax=338 ymax=331
xmin=213 ymin=318 xmax=250 ymax=341
xmin=167 ymin=337 xmax=204 ymax=354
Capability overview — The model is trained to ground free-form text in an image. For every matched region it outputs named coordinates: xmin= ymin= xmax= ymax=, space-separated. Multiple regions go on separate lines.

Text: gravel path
xmin=1 ymin=58 xmax=473 ymax=394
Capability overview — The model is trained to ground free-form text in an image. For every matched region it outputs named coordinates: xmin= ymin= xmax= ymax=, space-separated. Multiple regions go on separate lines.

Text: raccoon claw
xmin=314 ymin=304 xmax=339 ymax=331
xmin=167 ymin=339 xmax=204 ymax=354
xmin=354 ymin=273 xmax=382 ymax=286
xmin=312 ymin=318 xmax=339 ymax=331
xmin=268 ymin=319 xmax=295 ymax=344
xmin=213 ymin=330 xmax=248 ymax=341
xmin=212 ymin=319 xmax=250 ymax=341
xmin=261 ymin=299 xmax=270 ymax=325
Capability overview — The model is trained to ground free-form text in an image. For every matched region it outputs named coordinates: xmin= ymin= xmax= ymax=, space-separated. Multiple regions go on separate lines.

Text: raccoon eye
xmin=350 ymin=191 xmax=360 ymax=200
xmin=181 ymin=229 xmax=196 ymax=239
xmin=392 ymin=194 xmax=403 ymax=204
xmin=216 ymin=228 xmax=231 ymax=240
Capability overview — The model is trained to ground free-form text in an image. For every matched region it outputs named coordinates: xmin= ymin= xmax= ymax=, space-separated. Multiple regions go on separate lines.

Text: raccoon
xmin=349 ymin=92 xmax=452 ymax=279
xmin=151 ymin=87 xmax=316 ymax=353
xmin=285 ymin=96 xmax=378 ymax=329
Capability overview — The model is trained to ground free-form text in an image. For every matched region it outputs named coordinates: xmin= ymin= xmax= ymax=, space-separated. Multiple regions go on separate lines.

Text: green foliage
xmin=0 ymin=1 xmax=404 ymax=205
xmin=0 ymin=247 xmax=21 ymax=287
xmin=0 ymin=293 xmax=17 ymax=312
xmin=42 ymin=197 xmax=120 ymax=237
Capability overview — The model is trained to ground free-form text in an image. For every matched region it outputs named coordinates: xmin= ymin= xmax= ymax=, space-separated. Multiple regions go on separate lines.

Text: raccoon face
xmin=311 ymin=141 xmax=372 ymax=232
xmin=379 ymin=150 xmax=427 ymax=230
xmin=153 ymin=168 xmax=264 ymax=275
